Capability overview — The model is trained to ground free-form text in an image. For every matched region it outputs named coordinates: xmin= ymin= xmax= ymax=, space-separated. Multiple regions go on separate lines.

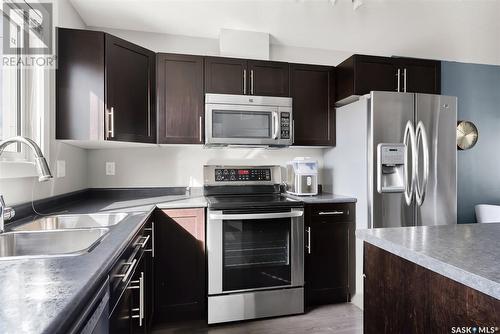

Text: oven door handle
xmin=209 ymin=210 xmax=303 ymax=220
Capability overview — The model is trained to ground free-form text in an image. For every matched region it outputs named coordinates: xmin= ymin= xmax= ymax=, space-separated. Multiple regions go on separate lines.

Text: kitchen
xmin=0 ymin=1 xmax=499 ymax=333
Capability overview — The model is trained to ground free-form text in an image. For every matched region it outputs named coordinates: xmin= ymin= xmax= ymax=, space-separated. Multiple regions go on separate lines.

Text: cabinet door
xmin=290 ymin=64 xmax=335 ymax=146
xmin=355 ymin=56 xmax=398 ymax=95
xmin=247 ymin=60 xmax=289 ymax=97
xmin=141 ymin=219 xmax=154 ymax=332
xmin=110 ymin=283 xmax=132 ymax=334
xmin=131 ymin=253 xmax=146 ymax=334
xmin=105 ymin=34 xmax=156 ymax=143
xmin=56 ymin=28 xmax=105 ymax=141
xmin=305 ymin=203 xmax=355 ymax=306
xmin=400 ymin=59 xmax=441 ymax=94
xmin=157 ymin=54 xmax=204 ymax=144
xmin=154 ymin=208 xmax=205 ymax=323
xmin=336 ymin=55 xmax=398 ymax=103
xmin=205 ymin=57 xmax=247 ymax=95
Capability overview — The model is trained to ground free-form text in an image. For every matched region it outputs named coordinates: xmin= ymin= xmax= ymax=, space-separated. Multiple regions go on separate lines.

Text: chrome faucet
xmin=0 ymin=136 xmax=53 ymax=232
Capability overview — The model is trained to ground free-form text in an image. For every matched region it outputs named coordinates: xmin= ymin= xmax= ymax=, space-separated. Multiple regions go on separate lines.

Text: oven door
xmin=205 ymin=103 xmax=280 ymax=146
xmin=207 ymin=208 xmax=304 ymax=295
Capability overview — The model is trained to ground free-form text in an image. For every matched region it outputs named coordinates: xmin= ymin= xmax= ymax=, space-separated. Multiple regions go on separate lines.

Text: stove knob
xmin=230 ymin=175 xmax=236 ymax=181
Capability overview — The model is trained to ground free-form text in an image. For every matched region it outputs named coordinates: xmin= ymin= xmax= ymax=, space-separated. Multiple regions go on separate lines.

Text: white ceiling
xmin=69 ymin=0 xmax=500 ymax=65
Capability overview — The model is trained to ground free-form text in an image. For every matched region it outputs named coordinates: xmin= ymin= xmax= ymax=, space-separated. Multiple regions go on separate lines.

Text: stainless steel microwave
xmin=205 ymin=94 xmax=293 ymax=147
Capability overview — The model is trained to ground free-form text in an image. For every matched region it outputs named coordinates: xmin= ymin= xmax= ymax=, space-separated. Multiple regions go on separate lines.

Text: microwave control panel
xmin=215 ymin=168 xmax=271 ymax=182
xmin=280 ymin=113 xmax=291 ymax=139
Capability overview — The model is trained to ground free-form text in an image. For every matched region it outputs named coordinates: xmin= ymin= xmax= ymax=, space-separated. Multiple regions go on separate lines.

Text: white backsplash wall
xmin=87 ymin=146 xmax=325 ymax=188
xmin=0 ymin=0 xmax=88 ymax=206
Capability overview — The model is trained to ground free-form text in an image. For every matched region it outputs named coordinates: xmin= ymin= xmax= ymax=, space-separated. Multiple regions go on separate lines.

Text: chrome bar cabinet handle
xmin=144 ymin=222 xmax=155 ymax=258
xmin=306 ymin=226 xmax=311 ymax=254
xmin=318 ymin=211 xmax=345 ymax=215
xmin=396 ymin=68 xmax=401 ymax=92
xmin=115 ymin=258 xmax=137 ymax=283
xmin=199 ymin=116 xmax=203 ymax=143
xmin=403 ymin=68 xmax=407 ymax=92
xmin=243 ymin=69 xmax=247 ymax=94
xmin=250 ymin=69 xmax=254 ymax=95
xmin=135 ymin=235 xmax=150 ymax=249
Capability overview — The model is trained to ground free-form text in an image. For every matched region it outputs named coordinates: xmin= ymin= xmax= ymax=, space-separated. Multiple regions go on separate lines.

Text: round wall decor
xmin=456 ymin=121 xmax=478 ymax=150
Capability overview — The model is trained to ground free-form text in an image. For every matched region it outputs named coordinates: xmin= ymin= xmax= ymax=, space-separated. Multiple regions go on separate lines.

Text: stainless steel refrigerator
xmin=329 ymin=91 xmax=457 ymax=229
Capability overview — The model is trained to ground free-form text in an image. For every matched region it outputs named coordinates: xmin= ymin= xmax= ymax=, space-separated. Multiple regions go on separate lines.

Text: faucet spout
xmin=0 ymin=136 xmax=53 ymax=182
xmin=0 ymin=136 xmax=53 ymax=232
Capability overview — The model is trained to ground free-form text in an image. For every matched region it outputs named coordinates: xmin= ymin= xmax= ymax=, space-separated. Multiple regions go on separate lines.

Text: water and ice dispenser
xmin=377 ymin=144 xmax=406 ymax=193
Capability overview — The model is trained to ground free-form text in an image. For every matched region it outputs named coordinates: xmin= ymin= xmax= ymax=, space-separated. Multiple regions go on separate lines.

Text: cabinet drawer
xmin=310 ymin=203 xmax=354 ymax=222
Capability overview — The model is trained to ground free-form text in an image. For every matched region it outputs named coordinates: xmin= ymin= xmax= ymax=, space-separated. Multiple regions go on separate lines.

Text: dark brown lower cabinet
xmin=305 ymin=203 xmax=355 ymax=306
xmin=110 ymin=217 xmax=154 ymax=334
xmin=364 ymin=243 xmax=500 ymax=334
xmin=154 ymin=208 xmax=206 ymax=323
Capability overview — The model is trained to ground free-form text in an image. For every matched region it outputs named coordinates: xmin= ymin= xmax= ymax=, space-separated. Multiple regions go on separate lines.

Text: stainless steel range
xmin=204 ymin=165 xmax=304 ymax=324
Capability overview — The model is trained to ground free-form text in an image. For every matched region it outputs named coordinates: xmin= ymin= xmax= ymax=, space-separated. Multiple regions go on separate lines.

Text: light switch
xmin=56 ymin=160 xmax=66 ymax=178
xmin=106 ymin=162 xmax=115 ymax=176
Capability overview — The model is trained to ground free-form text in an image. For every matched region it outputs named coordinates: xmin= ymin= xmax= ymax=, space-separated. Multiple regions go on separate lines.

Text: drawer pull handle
xmin=135 ymin=235 xmax=150 ymax=249
xmin=115 ymin=259 xmax=137 ymax=282
xmin=318 ymin=211 xmax=346 ymax=215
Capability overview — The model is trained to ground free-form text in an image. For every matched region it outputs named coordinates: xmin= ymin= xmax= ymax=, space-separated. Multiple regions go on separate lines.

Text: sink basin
xmin=15 ymin=213 xmax=128 ymax=231
xmin=0 ymin=228 xmax=109 ymax=260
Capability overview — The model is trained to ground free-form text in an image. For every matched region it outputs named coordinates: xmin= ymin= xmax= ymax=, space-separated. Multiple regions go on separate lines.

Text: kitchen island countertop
xmin=357 ymin=223 xmax=500 ymax=300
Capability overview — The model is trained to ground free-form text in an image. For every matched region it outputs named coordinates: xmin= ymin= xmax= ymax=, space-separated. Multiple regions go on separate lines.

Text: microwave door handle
xmin=209 ymin=211 xmax=303 ymax=220
xmin=272 ymin=111 xmax=279 ymax=140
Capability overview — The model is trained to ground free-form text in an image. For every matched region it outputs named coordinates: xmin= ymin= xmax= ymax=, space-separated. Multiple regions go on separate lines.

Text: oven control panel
xmin=280 ymin=112 xmax=291 ymax=139
xmin=215 ymin=168 xmax=271 ymax=182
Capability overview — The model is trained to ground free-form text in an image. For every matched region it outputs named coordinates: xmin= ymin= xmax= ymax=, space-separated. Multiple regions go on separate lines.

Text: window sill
xmin=0 ymin=161 xmax=38 ymax=179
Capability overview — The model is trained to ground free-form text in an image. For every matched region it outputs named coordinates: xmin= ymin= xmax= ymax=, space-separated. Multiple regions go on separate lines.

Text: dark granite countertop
xmin=0 ymin=189 xmax=207 ymax=334
xmin=357 ymin=224 xmax=500 ymax=300
xmin=283 ymin=192 xmax=357 ymax=204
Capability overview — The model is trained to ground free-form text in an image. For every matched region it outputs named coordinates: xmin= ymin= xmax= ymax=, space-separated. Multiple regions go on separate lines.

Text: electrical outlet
xmin=106 ymin=162 xmax=115 ymax=176
xmin=56 ymin=160 xmax=66 ymax=178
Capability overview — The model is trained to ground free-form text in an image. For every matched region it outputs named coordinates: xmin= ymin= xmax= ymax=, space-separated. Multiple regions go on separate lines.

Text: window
xmin=0 ymin=10 xmax=47 ymax=164
xmin=0 ymin=11 xmax=23 ymax=156
xmin=0 ymin=8 xmax=48 ymax=179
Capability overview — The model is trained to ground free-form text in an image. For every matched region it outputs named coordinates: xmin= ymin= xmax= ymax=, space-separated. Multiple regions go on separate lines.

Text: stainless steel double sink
xmin=0 ymin=213 xmax=128 ymax=260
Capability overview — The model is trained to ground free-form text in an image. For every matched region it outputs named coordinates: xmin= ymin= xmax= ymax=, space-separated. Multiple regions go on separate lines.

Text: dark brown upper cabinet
xmin=205 ymin=57 xmax=290 ymax=97
xmin=106 ymin=34 xmax=156 ymax=143
xmin=290 ymin=64 xmax=335 ymax=146
xmin=247 ymin=60 xmax=289 ymax=97
xmin=157 ymin=54 xmax=204 ymax=144
xmin=336 ymin=54 xmax=441 ymax=106
xmin=56 ymin=28 xmax=156 ymax=143
xmin=205 ymin=57 xmax=246 ymax=95
xmin=397 ymin=57 xmax=441 ymax=95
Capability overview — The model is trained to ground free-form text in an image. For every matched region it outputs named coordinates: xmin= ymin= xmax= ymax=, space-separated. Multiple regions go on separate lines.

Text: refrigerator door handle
xmin=403 ymin=121 xmax=417 ymax=206
xmin=415 ymin=121 xmax=429 ymax=206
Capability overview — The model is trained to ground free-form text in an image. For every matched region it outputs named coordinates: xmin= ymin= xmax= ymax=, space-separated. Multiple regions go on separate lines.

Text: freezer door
xmin=370 ymin=91 xmax=416 ymax=228
xmin=415 ymin=94 xmax=457 ymax=226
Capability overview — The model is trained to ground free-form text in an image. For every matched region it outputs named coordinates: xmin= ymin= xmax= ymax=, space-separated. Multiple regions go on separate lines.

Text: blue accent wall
xmin=441 ymin=61 xmax=500 ymax=224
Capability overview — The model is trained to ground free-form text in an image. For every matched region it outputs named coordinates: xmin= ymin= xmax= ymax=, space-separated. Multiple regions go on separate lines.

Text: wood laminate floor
xmin=153 ymin=303 xmax=363 ymax=334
